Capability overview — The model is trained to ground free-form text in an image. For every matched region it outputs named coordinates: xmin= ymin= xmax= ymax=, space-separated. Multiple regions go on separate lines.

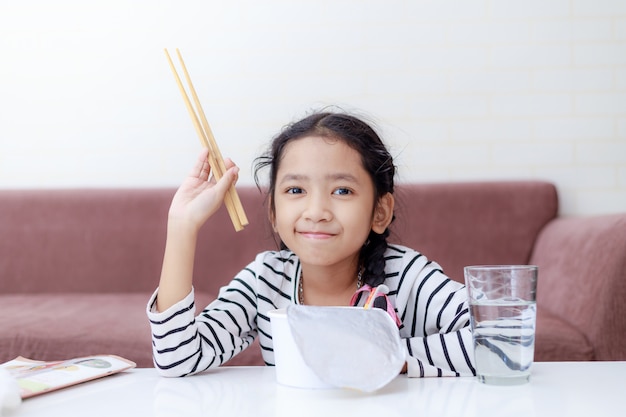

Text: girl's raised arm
xmin=156 ymin=148 xmax=239 ymax=312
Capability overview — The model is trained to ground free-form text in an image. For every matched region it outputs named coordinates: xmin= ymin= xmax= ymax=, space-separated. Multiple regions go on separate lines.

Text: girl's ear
xmin=268 ymin=195 xmax=277 ymax=232
xmin=371 ymin=193 xmax=394 ymax=234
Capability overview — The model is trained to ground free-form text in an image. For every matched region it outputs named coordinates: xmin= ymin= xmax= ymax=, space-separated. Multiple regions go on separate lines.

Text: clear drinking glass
xmin=464 ymin=265 xmax=538 ymax=385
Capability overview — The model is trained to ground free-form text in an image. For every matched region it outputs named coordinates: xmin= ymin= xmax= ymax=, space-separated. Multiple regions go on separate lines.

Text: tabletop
xmin=11 ymin=362 xmax=626 ymax=417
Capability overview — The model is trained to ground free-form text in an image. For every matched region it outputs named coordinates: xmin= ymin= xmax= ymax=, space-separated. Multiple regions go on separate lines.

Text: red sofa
xmin=1 ymin=182 xmax=624 ymax=367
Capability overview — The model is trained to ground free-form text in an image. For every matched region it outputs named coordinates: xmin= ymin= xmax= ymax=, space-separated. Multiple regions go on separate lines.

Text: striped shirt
xmin=147 ymin=244 xmax=476 ymax=378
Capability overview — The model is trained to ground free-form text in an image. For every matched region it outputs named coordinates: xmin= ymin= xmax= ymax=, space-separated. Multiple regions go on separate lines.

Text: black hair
xmin=253 ymin=111 xmax=396 ymax=287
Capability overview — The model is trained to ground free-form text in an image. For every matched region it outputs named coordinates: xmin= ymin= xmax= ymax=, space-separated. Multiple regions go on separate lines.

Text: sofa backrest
xmin=0 ymin=188 xmax=274 ymax=294
xmin=392 ymin=181 xmax=558 ymax=283
xmin=0 ymin=181 xmax=558 ymax=294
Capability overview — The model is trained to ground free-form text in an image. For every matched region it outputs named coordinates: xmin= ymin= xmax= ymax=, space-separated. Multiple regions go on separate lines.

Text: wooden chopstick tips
xmin=164 ymin=48 xmax=248 ymax=232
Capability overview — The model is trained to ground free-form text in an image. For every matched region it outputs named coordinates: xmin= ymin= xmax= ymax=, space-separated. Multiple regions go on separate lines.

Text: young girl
xmin=147 ymin=111 xmax=476 ymax=378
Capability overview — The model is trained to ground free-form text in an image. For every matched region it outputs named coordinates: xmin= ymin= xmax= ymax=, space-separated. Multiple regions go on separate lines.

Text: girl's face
xmin=272 ymin=135 xmax=391 ymax=270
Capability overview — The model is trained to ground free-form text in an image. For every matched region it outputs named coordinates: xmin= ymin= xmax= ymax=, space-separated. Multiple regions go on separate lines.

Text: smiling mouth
xmin=298 ymin=231 xmax=335 ymax=239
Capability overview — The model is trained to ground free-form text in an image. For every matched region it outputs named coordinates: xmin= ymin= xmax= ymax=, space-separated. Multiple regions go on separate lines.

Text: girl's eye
xmin=286 ymin=187 xmax=304 ymax=195
xmin=333 ymin=188 xmax=352 ymax=196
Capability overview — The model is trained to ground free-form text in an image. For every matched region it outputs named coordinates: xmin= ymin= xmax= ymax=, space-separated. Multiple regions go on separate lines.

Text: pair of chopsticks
xmin=165 ymin=48 xmax=248 ymax=232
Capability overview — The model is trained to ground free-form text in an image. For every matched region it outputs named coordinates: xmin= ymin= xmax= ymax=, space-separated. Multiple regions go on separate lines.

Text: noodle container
xmin=267 ymin=308 xmax=332 ymax=389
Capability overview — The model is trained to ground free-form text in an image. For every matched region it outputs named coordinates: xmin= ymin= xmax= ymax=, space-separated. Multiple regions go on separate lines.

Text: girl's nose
xmin=303 ymin=194 xmax=332 ymax=222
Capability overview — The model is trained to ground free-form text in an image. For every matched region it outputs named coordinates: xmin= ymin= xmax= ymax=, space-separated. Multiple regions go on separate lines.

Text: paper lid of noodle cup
xmin=286 ymin=305 xmax=405 ymax=392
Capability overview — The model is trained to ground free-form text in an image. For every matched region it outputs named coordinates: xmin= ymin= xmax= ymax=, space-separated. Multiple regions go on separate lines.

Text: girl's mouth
xmin=299 ymin=231 xmax=334 ymax=239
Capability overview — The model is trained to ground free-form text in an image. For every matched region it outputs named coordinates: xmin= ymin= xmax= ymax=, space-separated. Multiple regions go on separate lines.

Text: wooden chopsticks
xmin=165 ymin=48 xmax=248 ymax=232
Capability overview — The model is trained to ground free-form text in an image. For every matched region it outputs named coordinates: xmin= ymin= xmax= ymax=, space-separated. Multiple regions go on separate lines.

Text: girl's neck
xmin=299 ymin=262 xmax=362 ymax=306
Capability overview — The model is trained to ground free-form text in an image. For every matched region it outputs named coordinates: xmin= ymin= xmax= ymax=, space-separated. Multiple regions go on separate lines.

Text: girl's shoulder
xmin=383 ymin=243 xmax=423 ymax=262
xmin=383 ymin=243 xmax=457 ymax=297
xmin=250 ymin=249 xmax=300 ymax=276
xmin=383 ymin=244 xmax=444 ymax=275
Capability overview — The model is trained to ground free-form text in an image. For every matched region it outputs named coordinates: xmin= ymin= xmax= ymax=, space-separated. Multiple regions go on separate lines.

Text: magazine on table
xmin=0 ymin=355 xmax=136 ymax=399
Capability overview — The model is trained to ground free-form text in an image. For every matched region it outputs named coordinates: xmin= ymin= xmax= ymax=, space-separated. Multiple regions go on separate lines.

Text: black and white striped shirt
xmin=147 ymin=244 xmax=476 ymax=378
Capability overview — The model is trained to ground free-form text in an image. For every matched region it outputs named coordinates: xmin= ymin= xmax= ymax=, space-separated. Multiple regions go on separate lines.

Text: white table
xmin=12 ymin=362 xmax=626 ymax=416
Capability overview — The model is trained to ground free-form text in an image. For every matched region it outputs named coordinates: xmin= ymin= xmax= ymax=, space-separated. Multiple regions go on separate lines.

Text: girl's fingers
xmin=189 ymin=150 xmax=238 ymax=186
xmin=200 ymin=160 xmax=212 ymax=182
xmin=190 ymin=148 xmax=210 ymax=178
xmin=223 ymin=157 xmax=236 ymax=170
xmin=222 ymin=159 xmax=239 ymax=186
xmin=212 ymin=165 xmax=239 ymax=198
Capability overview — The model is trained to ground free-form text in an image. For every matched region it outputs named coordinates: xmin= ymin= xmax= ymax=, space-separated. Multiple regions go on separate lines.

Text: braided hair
xmin=253 ymin=111 xmax=396 ymax=287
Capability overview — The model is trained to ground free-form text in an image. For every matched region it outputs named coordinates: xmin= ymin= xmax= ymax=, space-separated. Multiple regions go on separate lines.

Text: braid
xmin=360 ymin=229 xmax=390 ymax=287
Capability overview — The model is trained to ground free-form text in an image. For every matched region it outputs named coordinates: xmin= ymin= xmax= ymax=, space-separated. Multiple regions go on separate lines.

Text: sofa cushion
xmin=0 ymin=293 xmax=264 ymax=368
xmin=530 ymin=213 xmax=626 ymax=360
xmin=535 ymin=308 xmax=594 ymax=361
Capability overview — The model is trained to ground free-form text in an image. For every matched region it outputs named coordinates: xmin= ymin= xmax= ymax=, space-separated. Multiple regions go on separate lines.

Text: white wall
xmin=1 ymin=0 xmax=625 ymax=216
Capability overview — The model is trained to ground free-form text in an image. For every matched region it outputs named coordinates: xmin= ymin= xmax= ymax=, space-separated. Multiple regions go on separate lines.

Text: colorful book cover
xmin=0 ymin=355 xmax=136 ymax=399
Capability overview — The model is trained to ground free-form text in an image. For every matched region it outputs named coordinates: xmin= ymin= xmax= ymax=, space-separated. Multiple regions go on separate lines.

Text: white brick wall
xmin=0 ymin=0 xmax=624 ymax=216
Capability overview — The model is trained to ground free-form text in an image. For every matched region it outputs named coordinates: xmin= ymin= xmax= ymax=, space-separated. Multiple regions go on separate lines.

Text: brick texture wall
xmin=0 ymin=0 xmax=624 ymax=215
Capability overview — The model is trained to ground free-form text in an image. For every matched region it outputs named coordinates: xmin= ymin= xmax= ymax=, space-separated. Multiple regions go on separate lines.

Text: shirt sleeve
xmin=394 ymin=253 xmax=476 ymax=378
xmin=404 ymin=326 xmax=475 ymax=377
xmin=146 ymin=262 xmax=259 ymax=377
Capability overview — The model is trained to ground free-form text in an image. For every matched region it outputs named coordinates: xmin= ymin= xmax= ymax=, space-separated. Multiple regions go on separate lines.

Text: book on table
xmin=0 ymin=355 xmax=136 ymax=399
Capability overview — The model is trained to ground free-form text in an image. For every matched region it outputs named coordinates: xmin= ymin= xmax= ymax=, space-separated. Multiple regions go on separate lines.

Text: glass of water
xmin=464 ymin=265 xmax=538 ymax=385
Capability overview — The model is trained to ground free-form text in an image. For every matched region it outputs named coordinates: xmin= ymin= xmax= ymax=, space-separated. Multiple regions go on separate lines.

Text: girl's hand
xmin=156 ymin=148 xmax=239 ymax=312
xmin=168 ymin=148 xmax=240 ymax=232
